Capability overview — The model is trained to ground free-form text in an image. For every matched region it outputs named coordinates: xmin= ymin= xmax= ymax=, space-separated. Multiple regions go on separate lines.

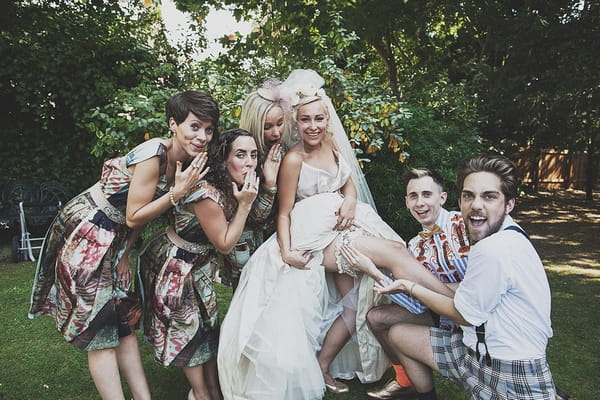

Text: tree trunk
xmin=371 ymin=35 xmax=401 ymax=99
xmin=585 ymin=135 xmax=597 ymax=200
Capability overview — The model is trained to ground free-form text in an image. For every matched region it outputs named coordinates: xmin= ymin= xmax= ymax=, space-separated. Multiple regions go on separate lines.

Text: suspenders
xmin=504 ymin=225 xmax=533 ymax=243
xmin=474 ymin=225 xmax=531 ymax=366
xmin=475 ymin=324 xmax=492 ymax=366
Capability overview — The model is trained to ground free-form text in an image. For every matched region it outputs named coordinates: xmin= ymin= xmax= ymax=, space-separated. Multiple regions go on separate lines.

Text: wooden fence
xmin=516 ymin=149 xmax=592 ymax=190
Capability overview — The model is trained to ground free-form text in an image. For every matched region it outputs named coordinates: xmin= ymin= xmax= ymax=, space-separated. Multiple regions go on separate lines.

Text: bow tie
xmin=419 ymin=224 xmax=443 ymax=240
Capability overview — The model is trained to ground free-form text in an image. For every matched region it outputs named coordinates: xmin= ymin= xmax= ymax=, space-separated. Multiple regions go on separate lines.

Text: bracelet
xmin=263 ymin=185 xmax=277 ymax=194
xmin=169 ymin=186 xmax=178 ymax=207
xmin=409 ymin=282 xmax=418 ymax=297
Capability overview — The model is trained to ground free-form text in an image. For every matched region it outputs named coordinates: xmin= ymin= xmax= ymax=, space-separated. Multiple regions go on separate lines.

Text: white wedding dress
xmin=218 ymin=153 xmax=403 ymax=400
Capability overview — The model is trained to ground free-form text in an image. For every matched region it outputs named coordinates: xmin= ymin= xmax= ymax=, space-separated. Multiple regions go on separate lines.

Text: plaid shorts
xmin=430 ymin=328 xmax=556 ymax=400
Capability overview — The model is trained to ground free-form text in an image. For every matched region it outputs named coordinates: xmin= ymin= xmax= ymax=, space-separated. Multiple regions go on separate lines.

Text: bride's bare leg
xmin=316 ymin=271 xmax=355 ymax=386
xmin=350 ymin=236 xmax=455 ymax=297
xmin=316 ymin=233 xmax=454 ymax=388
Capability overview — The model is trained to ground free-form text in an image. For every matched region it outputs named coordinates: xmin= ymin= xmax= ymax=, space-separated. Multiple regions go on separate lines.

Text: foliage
xmin=83 ymin=58 xmax=262 ymax=161
xmin=84 ymin=88 xmax=175 ymax=161
xmin=174 ymin=0 xmax=598 ymax=195
xmin=364 ymin=104 xmax=483 ymax=238
xmin=325 ymin=0 xmax=598 ymax=176
xmin=187 ymin=0 xmax=481 ymax=124
xmin=178 ymin=10 xmax=419 ymax=166
xmin=179 ymin=60 xmax=257 ymax=132
xmin=437 ymin=1 xmax=599 ymax=195
xmin=0 ymin=0 xmax=180 ymax=193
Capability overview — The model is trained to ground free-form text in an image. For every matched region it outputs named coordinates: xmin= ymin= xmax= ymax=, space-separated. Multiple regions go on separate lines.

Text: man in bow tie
xmin=366 ymin=168 xmax=471 ymax=399
xmin=359 ymin=156 xmax=563 ymax=400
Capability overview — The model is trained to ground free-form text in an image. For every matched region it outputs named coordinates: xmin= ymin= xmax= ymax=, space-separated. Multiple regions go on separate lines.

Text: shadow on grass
xmin=1 ymin=189 xmax=598 ymax=399
xmin=2 ymin=262 xmax=597 ymax=399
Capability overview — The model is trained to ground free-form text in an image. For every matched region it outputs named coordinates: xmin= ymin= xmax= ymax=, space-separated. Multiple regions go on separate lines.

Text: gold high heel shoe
xmin=325 ymin=379 xmax=349 ymax=394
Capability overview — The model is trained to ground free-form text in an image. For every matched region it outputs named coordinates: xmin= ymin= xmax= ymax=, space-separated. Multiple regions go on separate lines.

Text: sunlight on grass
xmin=545 ymin=263 xmax=600 ymax=278
xmin=1 ymin=188 xmax=598 ymax=399
xmin=1 ymin=259 xmax=597 ymax=399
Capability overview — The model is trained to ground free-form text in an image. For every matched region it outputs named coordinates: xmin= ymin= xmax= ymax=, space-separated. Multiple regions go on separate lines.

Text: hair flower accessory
xmin=257 ymin=88 xmax=278 ymax=102
xmin=279 ymin=69 xmax=325 ymax=107
xmin=255 ymin=77 xmax=282 ymax=103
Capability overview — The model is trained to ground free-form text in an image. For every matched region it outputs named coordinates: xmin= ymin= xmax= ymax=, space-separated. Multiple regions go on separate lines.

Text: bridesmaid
xmin=28 ymin=90 xmax=220 ymax=400
xmin=139 ymin=129 xmax=260 ymax=400
xmin=219 ymin=79 xmax=296 ymax=291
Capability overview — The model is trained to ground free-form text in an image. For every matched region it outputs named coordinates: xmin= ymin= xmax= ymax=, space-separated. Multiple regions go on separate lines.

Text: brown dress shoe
xmin=555 ymin=386 xmax=570 ymax=400
xmin=366 ymin=378 xmax=416 ymax=399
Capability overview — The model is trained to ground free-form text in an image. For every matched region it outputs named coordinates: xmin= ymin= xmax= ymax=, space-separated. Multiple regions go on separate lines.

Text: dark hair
xmin=206 ymin=128 xmax=261 ymax=198
xmin=166 ymin=90 xmax=220 ymax=152
xmin=456 ymin=154 xmax=519 ymax=200
xmin=403 ymin=168 xmax=445 ymax=191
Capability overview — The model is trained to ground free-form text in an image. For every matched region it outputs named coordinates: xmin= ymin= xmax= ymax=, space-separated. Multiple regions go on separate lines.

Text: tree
xmin=0 ymin=0 xmax=180 ymax=192
xmin=449 ymin=1 xmax=599 ymax=198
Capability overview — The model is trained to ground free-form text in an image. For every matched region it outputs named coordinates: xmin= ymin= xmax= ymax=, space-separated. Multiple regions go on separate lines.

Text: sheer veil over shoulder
xmin=279 ymin=69 xmax=377 ymax=209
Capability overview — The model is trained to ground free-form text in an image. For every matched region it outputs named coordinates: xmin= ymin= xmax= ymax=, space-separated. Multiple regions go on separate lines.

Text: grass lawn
xmin=0 ymin=190 xmax=598 ymax=399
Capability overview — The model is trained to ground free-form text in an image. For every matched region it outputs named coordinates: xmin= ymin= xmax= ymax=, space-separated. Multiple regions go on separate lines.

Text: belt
xmin=87 ymin=182 xmax=125 ymax=225
xmin=165 ymin=226 xmax=211 ymax=254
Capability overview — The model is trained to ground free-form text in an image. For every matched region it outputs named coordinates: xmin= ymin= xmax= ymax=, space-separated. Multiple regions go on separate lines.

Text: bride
xmin=218 ymin=69 xmax=454 ymax=399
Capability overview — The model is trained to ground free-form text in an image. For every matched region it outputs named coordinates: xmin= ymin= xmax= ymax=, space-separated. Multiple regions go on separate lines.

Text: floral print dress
xmin=28 ymin=138 xmax=168 ymax=350
xmin=138 ymin=183 xmax=225 ymax=367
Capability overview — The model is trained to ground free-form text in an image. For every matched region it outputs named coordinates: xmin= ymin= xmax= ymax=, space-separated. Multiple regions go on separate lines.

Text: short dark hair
xmin=403 ymin=168 xmax=445 ymax=191
xmin=456 ymin=154 xmax=519 ymax=201
xmin=165 ymin=90 xmax=220 ymax=127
